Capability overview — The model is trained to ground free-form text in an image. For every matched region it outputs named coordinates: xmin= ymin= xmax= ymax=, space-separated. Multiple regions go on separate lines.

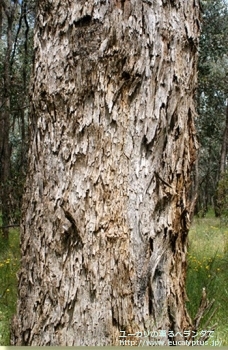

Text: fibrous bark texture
xmin=11 ymin=0 xmax=200 ymax=345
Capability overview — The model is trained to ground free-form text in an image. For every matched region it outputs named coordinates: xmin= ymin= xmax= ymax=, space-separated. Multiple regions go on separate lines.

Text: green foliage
xmin=187 ymin=213 xmax=228 ymax=345
xmin=0 ymin=0 xmax=35 ymax=228
xmin=215 ymin=172 xmax=228 ymax=218
xmin=0 ymin=228 xmax=20 ymax=345
xmin=195 ymin=0 xmax=228 ymax=214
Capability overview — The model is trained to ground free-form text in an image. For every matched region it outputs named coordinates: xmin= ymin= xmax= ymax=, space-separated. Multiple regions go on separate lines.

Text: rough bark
xmin=12 ymin=0 xmax=200 ymax=346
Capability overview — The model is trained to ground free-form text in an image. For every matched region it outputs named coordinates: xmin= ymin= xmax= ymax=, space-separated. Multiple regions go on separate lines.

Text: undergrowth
xmin=0 ymin=228 xmax=20 ymax=345
xmin=186 ymin=209 xmax=228 ymax=346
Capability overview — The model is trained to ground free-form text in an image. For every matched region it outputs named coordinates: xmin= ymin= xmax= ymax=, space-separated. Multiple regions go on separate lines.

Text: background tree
xmin=11 ymin=0 xmax=200 ymax=346
xmin=195 ymin=0 xmax=228 ymax=215
xmin=0 ymin=0 xmax=34 ymax=239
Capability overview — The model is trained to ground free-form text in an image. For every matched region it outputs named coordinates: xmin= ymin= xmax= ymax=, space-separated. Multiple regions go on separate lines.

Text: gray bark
xmin=220 ymin=101 xmax=228 ymax=175
xmin=11 ymin=0 xmax=200 ymax=345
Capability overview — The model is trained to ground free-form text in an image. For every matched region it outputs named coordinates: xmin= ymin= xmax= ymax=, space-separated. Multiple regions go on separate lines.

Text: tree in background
xmin=11 ymin=0 xmax=200 ymax=345
xmin=195 ymin=0 xmax=228 ymax=215
xmin=0 ymin=0 xmax=34 ymax=238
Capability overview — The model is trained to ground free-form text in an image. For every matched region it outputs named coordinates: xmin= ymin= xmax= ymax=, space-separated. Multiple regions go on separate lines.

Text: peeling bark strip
xmin=11 ymin=0 xmax=200 ymax=346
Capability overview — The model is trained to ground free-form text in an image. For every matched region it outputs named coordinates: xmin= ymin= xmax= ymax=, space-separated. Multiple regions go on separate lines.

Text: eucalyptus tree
xmin=11 ymin=0 xmax=200 ymax=345
xmin=0 ymin=0 xmax=18 ymax=239
xmin=196 ymin=0 xmax=228 ymax=214
xmin=0 ymin=0 xmax=34 ymax=237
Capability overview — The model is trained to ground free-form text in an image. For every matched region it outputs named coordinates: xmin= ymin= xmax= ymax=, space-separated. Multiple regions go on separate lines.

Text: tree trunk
xmin=0 ymin=2 xmax=15 ymax=240
xmin=214 ymin=100 xmax=228 ymax=216
xmin=219 ymin=101 xmax=228 ymax=175
xmin=11 ymin=0 xmax=200 ymax=346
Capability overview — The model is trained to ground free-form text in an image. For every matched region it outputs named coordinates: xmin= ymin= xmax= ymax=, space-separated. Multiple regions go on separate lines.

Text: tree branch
xmin=0 ymin=224 xmax=20 ymax=229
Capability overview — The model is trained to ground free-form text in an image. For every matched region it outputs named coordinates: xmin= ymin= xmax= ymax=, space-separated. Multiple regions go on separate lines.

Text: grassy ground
xmin=186 ymin=209 xmax=228 ymax=346
xmin=0 ymin=211 xmax=228 ymax=345
xmin=0 ymin=228 xmax=20 ymax=345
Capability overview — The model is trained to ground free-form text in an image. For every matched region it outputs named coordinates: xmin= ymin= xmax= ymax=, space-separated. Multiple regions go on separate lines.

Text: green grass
xmin=186 ymin=209 xmax=228 ymax=345
xmin=0 ymin=228 xmax=20 ymax=345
